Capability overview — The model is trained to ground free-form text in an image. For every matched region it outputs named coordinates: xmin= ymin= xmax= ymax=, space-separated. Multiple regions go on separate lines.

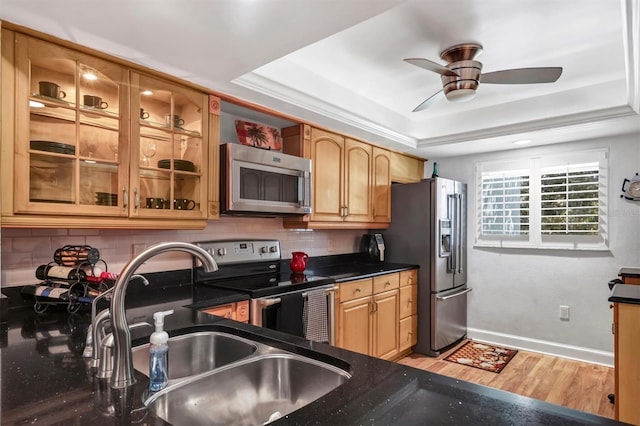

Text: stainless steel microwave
xmin=220 ymin=143 xmax=312 ymax=215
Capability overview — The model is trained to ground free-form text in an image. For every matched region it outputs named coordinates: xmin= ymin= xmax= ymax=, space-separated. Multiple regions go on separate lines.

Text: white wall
xmin=429 ymin=133 xmax=640 ymax=365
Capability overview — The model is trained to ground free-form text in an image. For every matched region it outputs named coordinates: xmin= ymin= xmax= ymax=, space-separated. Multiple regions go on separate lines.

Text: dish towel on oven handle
xmin=303 ymin=288 xmax=329 ymax=343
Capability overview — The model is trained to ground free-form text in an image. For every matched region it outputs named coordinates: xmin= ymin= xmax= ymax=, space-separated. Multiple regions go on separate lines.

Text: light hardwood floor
xmin=398 ymin=340 xmax=615 ymax=419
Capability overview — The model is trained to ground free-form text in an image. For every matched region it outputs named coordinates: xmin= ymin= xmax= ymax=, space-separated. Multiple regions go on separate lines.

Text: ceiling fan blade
xmin=480 ymin=67 xmax=563 ymax=84
xmin=412 ymin=90 xmax=445 ymax=112
xmin=404 ymin=58 xmax=459 ymax=77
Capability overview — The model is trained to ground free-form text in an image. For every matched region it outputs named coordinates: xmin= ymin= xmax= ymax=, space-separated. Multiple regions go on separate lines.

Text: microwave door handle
xmin=298 ymin=171 xmax=311 ymax=207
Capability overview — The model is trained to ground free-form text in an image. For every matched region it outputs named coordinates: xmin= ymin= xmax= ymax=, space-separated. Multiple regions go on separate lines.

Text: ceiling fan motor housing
xmin=441 ymin=60 xmax=482 ymax=101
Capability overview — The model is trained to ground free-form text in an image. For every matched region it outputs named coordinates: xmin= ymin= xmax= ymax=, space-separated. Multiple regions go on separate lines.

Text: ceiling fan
xmin=404 ymin=43 xmax=562 ymax=112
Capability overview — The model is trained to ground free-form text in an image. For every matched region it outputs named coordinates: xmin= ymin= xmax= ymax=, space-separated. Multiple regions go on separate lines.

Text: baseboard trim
xmin=467 ymin=328 xmax=614 ymax=367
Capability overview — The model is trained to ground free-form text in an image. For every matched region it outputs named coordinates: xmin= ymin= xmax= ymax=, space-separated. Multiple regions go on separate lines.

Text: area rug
xmin=444 ymin=341 xmax=518 ymax=373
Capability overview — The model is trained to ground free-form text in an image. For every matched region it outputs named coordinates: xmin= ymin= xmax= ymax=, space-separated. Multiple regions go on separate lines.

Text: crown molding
xmin=232 ymin=73 xmax=417 ymax=148
xmin=416 ymin=105 xmax=638 ymax=148
xmin=623 ymin=0 xmax=640 ymax=112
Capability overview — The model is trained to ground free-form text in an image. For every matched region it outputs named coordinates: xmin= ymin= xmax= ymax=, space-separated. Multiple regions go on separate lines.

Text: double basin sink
xmin=131 ymin=330 xmax=351 ymax=425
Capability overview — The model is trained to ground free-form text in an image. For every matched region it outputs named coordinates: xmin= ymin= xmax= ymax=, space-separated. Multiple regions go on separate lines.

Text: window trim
xmin=474 ymin=149 xmax=609 ymax=251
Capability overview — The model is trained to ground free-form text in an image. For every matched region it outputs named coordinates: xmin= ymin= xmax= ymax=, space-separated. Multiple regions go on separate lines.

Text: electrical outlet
xmin=327 ymin=239 xmax=334 ymax=252
xmin=559 ymin=305 xmax=570 ymax=321
xmin=132 ymin=243 xmax=146 ymax=256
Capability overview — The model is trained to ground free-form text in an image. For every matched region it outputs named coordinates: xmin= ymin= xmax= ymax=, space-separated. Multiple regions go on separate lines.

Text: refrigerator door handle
xmin=436 ymin=287 xmax=472 ymax=301
xmin=455 ymin=193 xmax=463 ymax=274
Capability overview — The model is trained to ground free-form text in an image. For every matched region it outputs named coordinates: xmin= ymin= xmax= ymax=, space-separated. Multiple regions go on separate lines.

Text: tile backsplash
xmin=1 ymin=217 xmax=364 ymax=287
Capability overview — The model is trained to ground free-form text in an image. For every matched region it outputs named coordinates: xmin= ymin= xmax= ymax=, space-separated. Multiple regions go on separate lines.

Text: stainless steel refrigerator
xmin=384 ymin=177 xmax=470 ymax=356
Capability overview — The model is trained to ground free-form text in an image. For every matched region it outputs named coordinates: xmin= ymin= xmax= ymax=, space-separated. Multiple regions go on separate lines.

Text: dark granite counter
xmin=1 ymin=300 xmax=622 ymax=425
xmin=290 ymin=252 xmax=418 ymax=282
xmin=608 ymin=283 xmax=640 ymax=305
xmin=0 ymin=256 xmax=622 ymax=425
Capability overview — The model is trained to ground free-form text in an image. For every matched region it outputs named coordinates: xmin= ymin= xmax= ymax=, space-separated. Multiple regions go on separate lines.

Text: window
xmin=475 ymin=149 xmax=608 ymax=250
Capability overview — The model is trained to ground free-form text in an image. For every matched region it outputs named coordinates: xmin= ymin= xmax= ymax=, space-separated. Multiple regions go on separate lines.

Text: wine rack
xmin=22 ymin=245 xmax=116 ymax=314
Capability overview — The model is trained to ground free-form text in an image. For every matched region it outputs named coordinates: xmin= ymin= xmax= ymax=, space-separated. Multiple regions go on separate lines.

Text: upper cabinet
xmin=308 ymin=129 xmax=372 ymax=223
xmin=129 ymin=72 xmax=209 ymax=220
xmin=390 ymin=151 xmax=424 ymax=183
xmin=283 ymin=125 xmax=395 ymax=229
xmin=1 ymin=29 xmax=216 ymax=228
xmin=372 ymin=147 xmax=391 ymax=223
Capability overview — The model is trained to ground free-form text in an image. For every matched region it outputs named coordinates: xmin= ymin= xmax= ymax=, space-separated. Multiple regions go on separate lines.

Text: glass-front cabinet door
xmin=14 ymin=33 xmax=129 ymax=216
xmin=130 ymin=73 xmax=208 ymax=219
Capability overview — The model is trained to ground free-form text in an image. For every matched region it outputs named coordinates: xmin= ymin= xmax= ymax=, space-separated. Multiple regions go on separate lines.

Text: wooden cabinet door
xmin=344 ymin=138 xmax=372 ymax=222
xmin=615 ymin=303 xmax=640 ymax=424
xmin=310 ymin=128 xmax=344 ymax=222
xmin=399 ymin=315 xmax=418 ymax=352
xmin=399 ymin=283 xmax=418 ymax=319
xmin=130 ymin=72 xmax=209 ymax=220
xmin=371 ymin=289 xmax=399 ymax=360
xmin=202 ymin=303 xmax=234 ymax=319
xmin=372 ymin=147 xmax=391 ymax=223
xmin=12 ymin=33 xmax=130 ymax=216
xmin=337 ymin=296 xmax=371 ymax=355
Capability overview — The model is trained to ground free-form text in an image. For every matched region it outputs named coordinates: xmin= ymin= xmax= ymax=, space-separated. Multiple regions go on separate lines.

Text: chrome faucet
xmin=109 ymin=242 xmax=218 ymax=389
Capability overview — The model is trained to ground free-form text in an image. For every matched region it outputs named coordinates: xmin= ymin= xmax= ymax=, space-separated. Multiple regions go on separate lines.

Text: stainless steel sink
xmin=131 ymin=331 xmax=258 ymax=382
xmin=144 ymin=353 xmax=350 ymax=425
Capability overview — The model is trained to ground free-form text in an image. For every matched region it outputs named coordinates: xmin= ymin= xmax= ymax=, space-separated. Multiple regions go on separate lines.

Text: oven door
xmin=221 ymin=143 xmax=312 ymax=215
xmin=250 ymin=285 xmax=335 ymax=345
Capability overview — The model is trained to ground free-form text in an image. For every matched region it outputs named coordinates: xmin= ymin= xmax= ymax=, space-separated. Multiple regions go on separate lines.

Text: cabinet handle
xmin=344 ymin=206 xmax=348 ymax=217
xmin=133 ymin=187 xmax=140 ymax=212
xmin=355 ymin=288 xmax=361 ymax=293
xmin=122 ymin=187 xmax=128 ymax=209
xmin=609 ymin=304 xmax=614 ymax=309
xmin=371 ymin=300 xmax=378 ymax=314
xmin=384 ymin=281 xmax=391 ymax=287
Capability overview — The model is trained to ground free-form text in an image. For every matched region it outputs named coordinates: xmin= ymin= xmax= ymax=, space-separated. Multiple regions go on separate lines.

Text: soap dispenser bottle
xmin=148 ymin=309 xmax=173 ymax=392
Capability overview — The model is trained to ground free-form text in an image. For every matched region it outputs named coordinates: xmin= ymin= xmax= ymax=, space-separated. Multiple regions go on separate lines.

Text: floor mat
xmin=444 ymin=341 xmax=518 ymax=373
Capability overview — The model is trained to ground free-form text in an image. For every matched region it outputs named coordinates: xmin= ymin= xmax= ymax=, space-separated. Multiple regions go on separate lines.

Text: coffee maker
xmin=361 ymin=233 xmax=385 ymax=262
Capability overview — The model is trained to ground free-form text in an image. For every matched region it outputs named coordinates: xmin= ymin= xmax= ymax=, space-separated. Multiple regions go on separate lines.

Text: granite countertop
xmin=0 ymin=256 xmax=623 ymax=425
xmin=0 ymin=301 xmax=622 ymax=425
xmin=608 ymin=283 xmax=640 ymax=305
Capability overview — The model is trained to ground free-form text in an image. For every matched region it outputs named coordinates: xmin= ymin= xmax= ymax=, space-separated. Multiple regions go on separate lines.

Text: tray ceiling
xmin=2 ymin=0 xmax=638 ymax=158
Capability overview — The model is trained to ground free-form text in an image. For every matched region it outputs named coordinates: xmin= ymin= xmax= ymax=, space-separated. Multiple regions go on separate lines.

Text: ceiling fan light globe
xmin=445 ymin=88 xmax=476 ymax=102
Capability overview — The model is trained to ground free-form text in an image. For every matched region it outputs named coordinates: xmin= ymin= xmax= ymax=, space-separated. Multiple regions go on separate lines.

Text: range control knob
xmin=269 ymin=246 xmax=278 ymax=253
xmin=260 ymin=246 xmax=269 ymax=254
xmin=217 ymin=248 xmax=227 ymax=256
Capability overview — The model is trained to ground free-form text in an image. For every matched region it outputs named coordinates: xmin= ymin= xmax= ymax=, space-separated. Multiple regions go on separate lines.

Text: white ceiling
xmin=2 ymin=0 xmax=639 ymax=159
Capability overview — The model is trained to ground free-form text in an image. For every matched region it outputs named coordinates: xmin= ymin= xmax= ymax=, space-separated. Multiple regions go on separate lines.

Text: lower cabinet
xmin=201 ymin=300 xmax=249 ymax=323
xmin=613 ymin=301 xmax=640 ymax=424
xmin=335 ymin=273 xmax=402 ymax=360
xmin=398 ymin=269 xmax=418 ymax=352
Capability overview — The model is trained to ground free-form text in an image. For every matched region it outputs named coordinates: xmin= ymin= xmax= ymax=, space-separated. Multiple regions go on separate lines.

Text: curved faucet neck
xmin=109 ymin=242 xmax=218 ymax=389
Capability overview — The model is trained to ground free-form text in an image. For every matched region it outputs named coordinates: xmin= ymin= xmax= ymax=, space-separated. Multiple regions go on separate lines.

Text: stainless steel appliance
xmin=360 ymin=233 xmax=385 ymax=262
xmin=193 ymin=239 xmax=335 ymax=344
xmin=220 ymin=143 xmax=312 ymax=215
xmin=384 ymin=177 xmax=470 ymax=356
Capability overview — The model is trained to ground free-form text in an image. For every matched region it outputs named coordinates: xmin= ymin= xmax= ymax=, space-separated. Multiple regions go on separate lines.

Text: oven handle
xmin=250 ymin=286 xmax=336 ymax=346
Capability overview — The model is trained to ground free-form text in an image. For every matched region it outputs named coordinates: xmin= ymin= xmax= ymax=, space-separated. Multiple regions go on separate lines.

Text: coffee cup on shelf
xmin=39 ymin=81 xmax=66 ymax=99
xmin=165 ymin=113 xmax=185 ymax=128
xmin=173 ymin=198 xmax=196 ymax=210
xmin=83 ymin=95 xmax=108 ymax=109
xmin=140 ymin=108 xmax=150 ymax=119
xmin=145 ymin=197 xmax=168 ymax=209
